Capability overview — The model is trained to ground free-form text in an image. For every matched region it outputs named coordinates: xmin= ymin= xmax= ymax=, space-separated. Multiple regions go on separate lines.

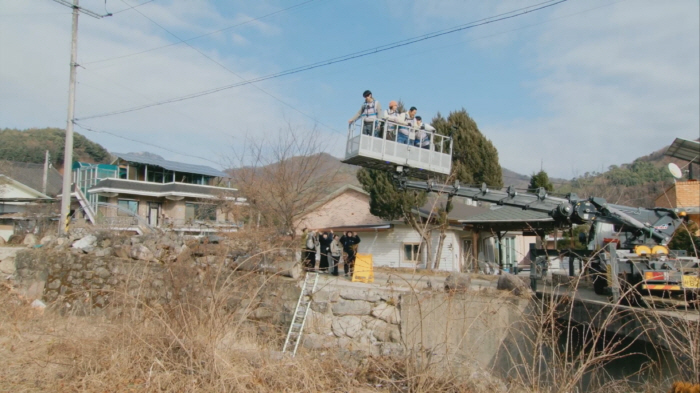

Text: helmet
xmin=363 ymin=90 xmax=372 ymax=98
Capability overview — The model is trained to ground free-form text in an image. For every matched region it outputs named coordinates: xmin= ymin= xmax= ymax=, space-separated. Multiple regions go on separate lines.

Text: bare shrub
xmin=227 ymin=124 xmax=340 ymax=237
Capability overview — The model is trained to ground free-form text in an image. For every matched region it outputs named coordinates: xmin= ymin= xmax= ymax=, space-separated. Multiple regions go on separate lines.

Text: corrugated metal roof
xmin=415 ymin=196 xmax=488 ymax=221
xmin=112 ymin=152 xmax=229 ymax=178
xmin=459 ymin=205 xmax=553 ymax=223
xmin=89 ymin=178 xmax=237 ymax=197
xmin=665 ymin=138 xmax=700 ymax=163
xmin=0 ymin=161 xmax=63 ymax=197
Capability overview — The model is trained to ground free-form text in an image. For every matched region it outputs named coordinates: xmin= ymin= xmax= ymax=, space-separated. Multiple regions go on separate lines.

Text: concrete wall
xmin=401 ymin=292 xmax=532 ymax=370
xmin=303 ymin=283 xmax=533 ymax=374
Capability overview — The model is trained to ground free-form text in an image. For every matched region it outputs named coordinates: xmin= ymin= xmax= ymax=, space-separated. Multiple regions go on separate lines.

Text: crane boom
xmin=396 ymin=177 xmax=686 ymax=248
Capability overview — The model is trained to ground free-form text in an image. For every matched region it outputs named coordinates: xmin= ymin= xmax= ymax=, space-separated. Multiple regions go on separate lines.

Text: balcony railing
xmin=343 ymin=119 xmax=452 ymax=178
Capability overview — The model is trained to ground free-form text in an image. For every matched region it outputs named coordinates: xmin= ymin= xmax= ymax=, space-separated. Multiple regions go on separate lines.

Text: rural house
xmin=71 ymin=153 xmax=244 ymax=235
xmin=295 ymin=184 xmax=542 ymax=272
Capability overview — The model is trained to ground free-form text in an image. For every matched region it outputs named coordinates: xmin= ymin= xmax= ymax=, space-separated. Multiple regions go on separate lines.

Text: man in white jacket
xmin=349 ymin=90 xmax=382 ymax=137
xmin=398 ymin=106 xmax=417 ymax=145
xmin=382 ymin=100 xmax=403 ymax=142
xmin=415 ymin=116 xmax=436 ymax=149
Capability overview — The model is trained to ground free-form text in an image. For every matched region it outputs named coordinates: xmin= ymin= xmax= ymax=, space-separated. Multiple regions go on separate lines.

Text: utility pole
xmin=53 ymin=0 xmax=110 ymax=236
xmin=43 ymin=150 xmax=50 ymax=195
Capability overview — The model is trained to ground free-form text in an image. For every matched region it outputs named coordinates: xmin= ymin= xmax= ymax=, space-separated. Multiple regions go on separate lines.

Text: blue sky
xmin=1 ymin=0 xmax=698 ymax=180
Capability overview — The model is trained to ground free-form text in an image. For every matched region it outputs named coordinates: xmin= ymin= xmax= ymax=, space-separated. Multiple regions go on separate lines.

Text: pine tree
xmin=528 ymin=170 xmax=554 ymax=193
xmin=431 ymin=109 xmax=503 ymax=188
xmin=357 ymin=108 xmax=503 ymax=269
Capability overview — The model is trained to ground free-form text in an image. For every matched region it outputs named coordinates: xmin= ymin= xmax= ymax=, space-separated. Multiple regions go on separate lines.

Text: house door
xmin=148 ymin=203 xmax=161 ymax=227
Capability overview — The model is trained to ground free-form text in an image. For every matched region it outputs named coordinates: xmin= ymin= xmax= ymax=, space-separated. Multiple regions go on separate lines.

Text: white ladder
xmin=282 ymin=272 xmax=319 ymax=356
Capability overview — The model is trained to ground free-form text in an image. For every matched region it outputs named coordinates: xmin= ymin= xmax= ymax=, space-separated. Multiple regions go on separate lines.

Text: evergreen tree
xmin=528 ymin=170 xmax=554 ymax=193
xmin=357 ymin=108 xmax=502 ymax=269
xmin=356 ymin=168 xmax=426 ymax=221
xmin=431 ymin=109 xmax=503 ymax=188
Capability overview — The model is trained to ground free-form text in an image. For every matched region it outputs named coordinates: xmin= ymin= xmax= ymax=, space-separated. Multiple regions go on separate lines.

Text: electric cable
xmin=117 ymin=0 xmax=342 ymax=134
xmin=78 ymin=68 xmax=237 ymax=137
xmin=110 ymin=0 xmax=155 ymax=15
xmin=78 ymin=0 xmax=569 ymax=121
xmin=73 ymin=121 xmax=224 ymax=166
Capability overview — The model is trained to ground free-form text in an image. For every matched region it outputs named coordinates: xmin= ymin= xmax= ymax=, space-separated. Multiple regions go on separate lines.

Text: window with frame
xmin=503 ymin=237 xmax=517 ymax=267
xmin=185 ymin=202 xmax=217 ymax=221
xmin=403 ymin=243 xmax=421 ymax=263
xmin=117 ymin=199 xmax=138 ymax=217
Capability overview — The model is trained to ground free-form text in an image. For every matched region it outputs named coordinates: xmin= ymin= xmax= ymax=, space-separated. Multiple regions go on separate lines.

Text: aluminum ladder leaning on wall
xmin=282 ymin=272 xmax=319 ymax=356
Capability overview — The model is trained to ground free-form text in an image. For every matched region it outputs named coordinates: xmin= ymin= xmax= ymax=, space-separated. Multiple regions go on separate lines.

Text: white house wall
xmin=359 ymin=225 xmax=462 ymax=272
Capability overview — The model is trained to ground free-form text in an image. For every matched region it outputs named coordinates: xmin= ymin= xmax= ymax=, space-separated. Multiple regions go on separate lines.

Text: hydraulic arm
xmin=396 ymin=177 xmax=687 ymax=249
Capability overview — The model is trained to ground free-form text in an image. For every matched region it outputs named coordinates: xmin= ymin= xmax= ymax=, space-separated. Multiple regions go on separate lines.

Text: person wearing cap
xmin=414 ymin=116 xmax=436 ymax=149
xmin=381 ymin=100 xmax=403 ymax=142
xmin=397 ymin=106 xmax=417 ymax=145
xmin=349 ymin=90 xmax=382 ymax=137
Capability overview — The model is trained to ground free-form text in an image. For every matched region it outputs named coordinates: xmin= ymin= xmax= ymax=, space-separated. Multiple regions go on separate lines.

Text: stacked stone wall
xmin=303 ymin=286 xmax=403 ymax=356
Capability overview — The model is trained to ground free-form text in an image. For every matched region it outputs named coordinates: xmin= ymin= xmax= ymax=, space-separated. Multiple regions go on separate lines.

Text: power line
xmin=110 ymin=0 xmax=155 ymax=15
xmin=78 ymin=67 xmax=239 ymax=136
xmin=84 ymin=0 xmax=319 ymax=65
xmin=73 ymin=121 xmax=224 ymax=166
xmin=118 ymin=0 xmax=342 ymax=134
xmin=78 ymin=0 xmax=569 ymax=121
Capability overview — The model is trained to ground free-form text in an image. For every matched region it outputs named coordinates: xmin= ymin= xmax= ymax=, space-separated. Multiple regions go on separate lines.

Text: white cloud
xmin=486 ymin=0 xmax=699 ymax=178
xmin=0 ymin=0 xmax=313 ymax=170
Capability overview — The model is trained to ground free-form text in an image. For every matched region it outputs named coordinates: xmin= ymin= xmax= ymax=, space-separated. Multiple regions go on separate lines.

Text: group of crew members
xmin=348 ymin=90 xmax=438 ymax=150
xmin=301 ymin=229 xmax=361 ymax=278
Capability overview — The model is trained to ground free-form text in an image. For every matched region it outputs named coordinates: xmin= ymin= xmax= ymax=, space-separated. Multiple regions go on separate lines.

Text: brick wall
xmin=296 ymin=189 xmax=385 ymax=232
xmin=655 ymin=180 xmax=699 ymax=209
xmin=674 ymin=180 xmax=700 ymax=208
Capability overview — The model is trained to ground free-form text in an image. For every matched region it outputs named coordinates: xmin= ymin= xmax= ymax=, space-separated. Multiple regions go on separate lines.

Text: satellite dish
xmin=667 ymin=163 xmax=683 ymax=179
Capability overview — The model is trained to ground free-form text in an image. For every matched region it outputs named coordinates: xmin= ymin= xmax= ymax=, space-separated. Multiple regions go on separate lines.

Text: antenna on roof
xmin=667 ymin=163 xmax=683 ymax=181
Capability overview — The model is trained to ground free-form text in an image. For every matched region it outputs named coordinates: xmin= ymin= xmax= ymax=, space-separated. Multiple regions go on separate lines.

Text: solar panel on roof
xmin=665 ymin=138 xmax=700 ymax=163
xmin=112 ymin=152 xmax=229 ymax=178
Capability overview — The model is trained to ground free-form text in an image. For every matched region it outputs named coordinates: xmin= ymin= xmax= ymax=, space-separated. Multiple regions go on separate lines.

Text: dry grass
xmin=0 ymin=254 xmax=499 ymax=393
xmin=2 ymin=233 xmax=698 ymax=392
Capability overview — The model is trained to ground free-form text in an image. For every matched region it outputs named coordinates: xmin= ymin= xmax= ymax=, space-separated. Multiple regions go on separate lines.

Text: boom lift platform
xmin=342 ymin=119 xmax=452 ymax=179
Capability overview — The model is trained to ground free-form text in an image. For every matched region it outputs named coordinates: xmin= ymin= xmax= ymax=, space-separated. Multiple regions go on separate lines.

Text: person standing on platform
xmin=382 ymin=100 xmax=403 ymax=142
xmin=349 ymin=90 xmax=382 ymax=137
xmin=397 ymin=106 xmax=417 ymax=145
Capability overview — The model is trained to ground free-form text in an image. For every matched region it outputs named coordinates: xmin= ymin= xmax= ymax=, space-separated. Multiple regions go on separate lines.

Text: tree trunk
xmin=432 ymin=195 xmax=453 ymax=270
xmin=433 ymin=230 xmax=447 ymax=270
xmin=406 ymin=213 xmax=432 ymax=270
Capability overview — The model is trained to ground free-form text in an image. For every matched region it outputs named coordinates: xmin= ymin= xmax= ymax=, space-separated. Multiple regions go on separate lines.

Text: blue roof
xmin=112 ymin=152 xmax=229 ymax=178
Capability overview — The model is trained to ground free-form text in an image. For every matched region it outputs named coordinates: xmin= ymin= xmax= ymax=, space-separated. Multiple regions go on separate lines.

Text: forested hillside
xmin=555 ymin=142 xmax=699 ymax=208
xmin=0 ymin=127 xmax=110 ymax=169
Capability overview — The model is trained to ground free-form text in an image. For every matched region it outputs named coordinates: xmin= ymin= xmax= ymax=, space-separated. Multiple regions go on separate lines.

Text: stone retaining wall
xmin=12 ymin=245 xmax=531 ymax=373
xmin=12 ymin=248 xmax=300 ymax=323
xmin=303 ymin=286 xmax=403 ymax=356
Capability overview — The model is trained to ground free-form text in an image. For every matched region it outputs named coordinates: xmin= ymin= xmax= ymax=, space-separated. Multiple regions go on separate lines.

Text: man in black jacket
xmin=318 ymin=230 xmax=334 ymax=273
xmin=340 ymin=231 xmax=361 ymax=277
